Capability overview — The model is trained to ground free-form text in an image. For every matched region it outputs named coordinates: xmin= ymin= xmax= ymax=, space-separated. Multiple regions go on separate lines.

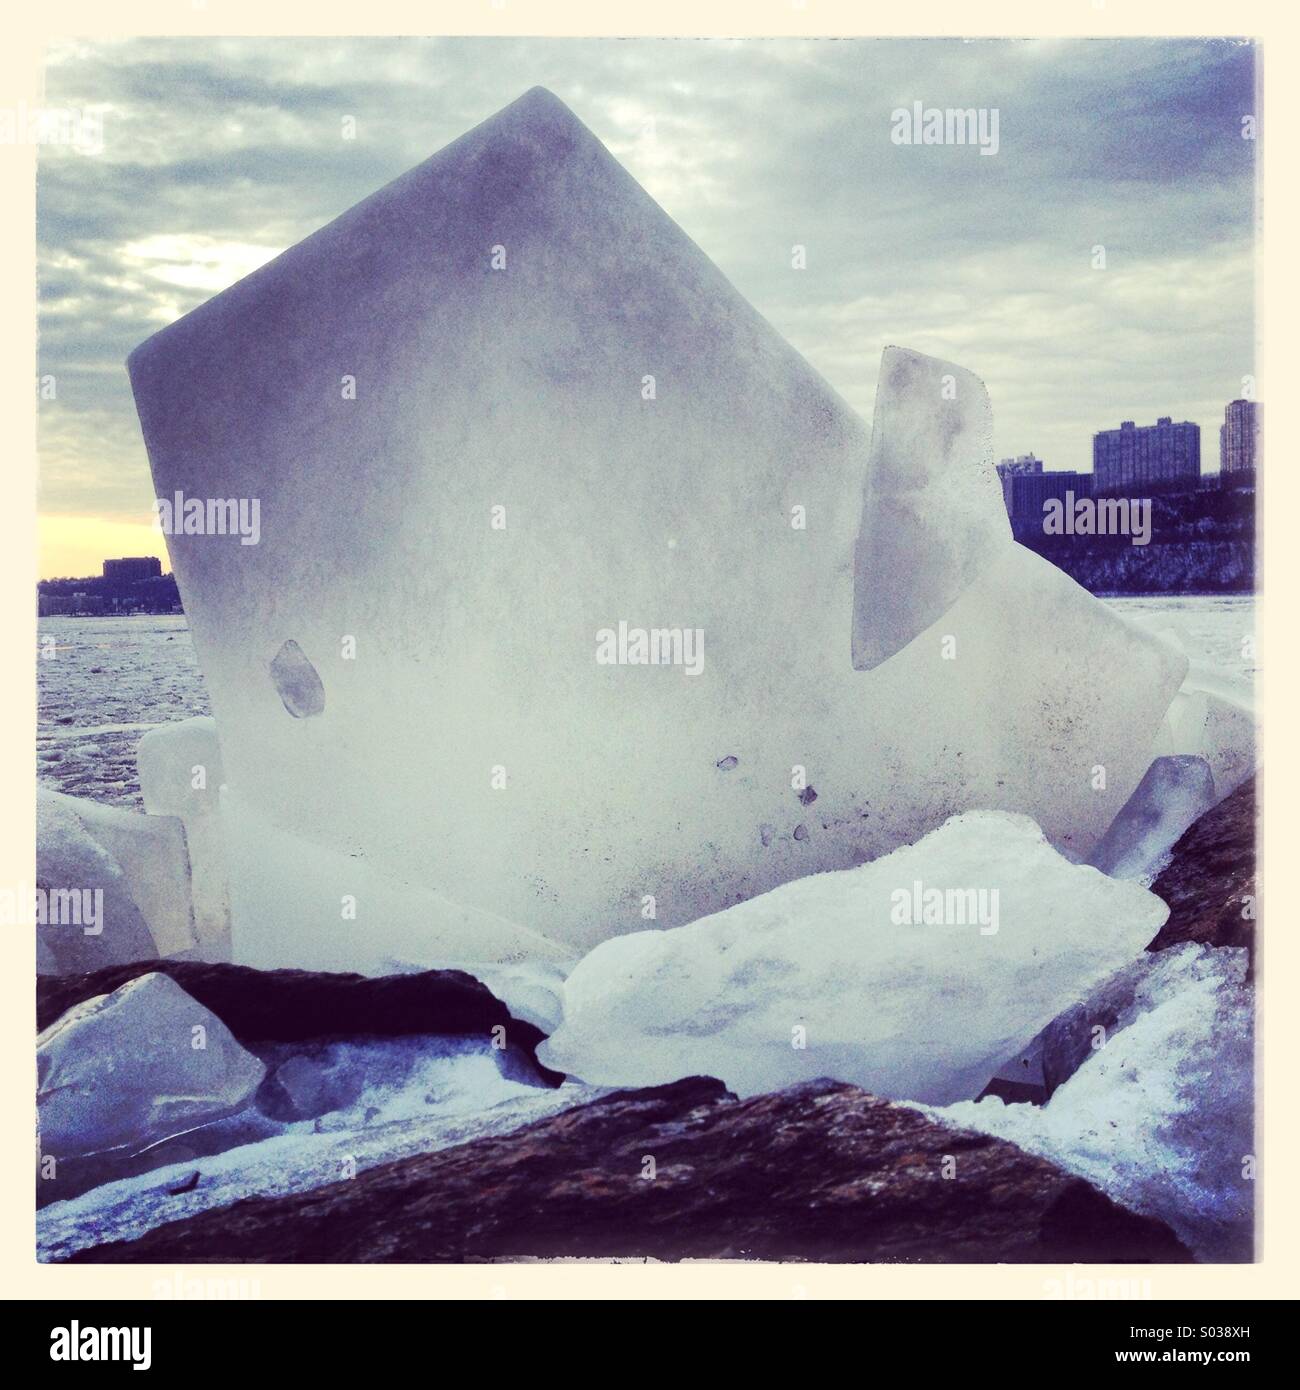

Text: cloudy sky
xmin=36 ymin=36 xmax=1257 ymax=577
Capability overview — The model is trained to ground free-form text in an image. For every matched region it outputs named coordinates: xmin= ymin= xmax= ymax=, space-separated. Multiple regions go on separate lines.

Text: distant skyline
xmin=36 ymin=36 xmax=1258 ymax=578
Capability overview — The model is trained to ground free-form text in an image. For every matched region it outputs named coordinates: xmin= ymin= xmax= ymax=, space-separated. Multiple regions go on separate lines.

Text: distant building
xmin=1092 ymin=417 xmax=1200 ymax=495
xmin=1002 ymin=470 xmax=1091 ymax=523
xmin=996 ymin=454 xmax=1043 ymax=476
xmin=39 ymin=591 xmax=105 ymax=616
xmin=1219 ymin=399 xmax=1259 ymax=484
xmin=103 ymin=556 xmax=162 ymax=583
xmin=996 ymin=455 xmax=1044 ymax=515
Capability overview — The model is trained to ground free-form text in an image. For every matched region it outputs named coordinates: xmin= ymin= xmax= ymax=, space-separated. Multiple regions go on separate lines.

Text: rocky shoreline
xmin=68 ymin=1077 xmax=1189 ymax=1264
xmin=39 ymin=777 xmax=1255 ymax=1264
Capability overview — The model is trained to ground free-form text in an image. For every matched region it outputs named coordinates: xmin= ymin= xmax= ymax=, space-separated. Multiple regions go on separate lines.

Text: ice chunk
xmin=539 ymin=811 xmax=1168 ymax=1104
xmin=1155 ymin=681 xmax=1256 ymax=804
xmin=259 ymin=1052 xmax=365 ymax=1122
xmin=221 ymin=788 xmax=574 ymax=977
xmin=138 ymin=716 xmax=231 ymax=960
xmin=933 ymin=944 xmax=1254 ymax=1261
xmin=128 ymin=86 xmax=1186 ymax=963
xmin=1087 ymin=755 xmax=1215 ymax=881
xmin=852 ymin=346 xmax=1007 ymax=670
xmin=37 ymin=972 xmax=265 ymax=1159
xmin=37 ymin=788 xmax=194 ymax=972
xmin=449 ymin=959 xmax=569 ymax=1034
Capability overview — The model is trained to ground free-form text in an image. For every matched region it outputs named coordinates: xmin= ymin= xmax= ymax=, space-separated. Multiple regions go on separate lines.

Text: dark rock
xmin=1039 ymin=955 xmax=1149 ymax=1099
xmin=1148 ymin=775 xmax=1256 ymax=964
xmin=978 ymin=1038 xmax=1047 ymax=1105
xmin=36 ymin=959 xmax=563 ymax=1086
xmin=68 ymin=1077 xmax=1190 ymax=1264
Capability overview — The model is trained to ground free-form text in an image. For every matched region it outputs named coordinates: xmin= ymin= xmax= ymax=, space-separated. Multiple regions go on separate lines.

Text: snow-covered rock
xmin=37 ymin=788 xmax=194 ymax=973
xmin=56 ymin=1076 xmax=1191 ymax=1266
xmin=128 ymin=85 xmax=1185 ymax=971
xmin=137 ymin=716 xmax=231 ymax=960
xmin=933 ymin=943 xmax=1255 ymax=1261
xmin=539 ymin=811 xmax=1168 ymax=1104
xmin=37 ymin=972 xmax=265 ymax=1159
xmin=39 ymin=1051 xmax=598 ymax=1262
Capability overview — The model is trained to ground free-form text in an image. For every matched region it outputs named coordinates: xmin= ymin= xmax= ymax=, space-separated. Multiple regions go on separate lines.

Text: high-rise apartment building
xmin=1092 ymin=417 xmax=1200 ymax=494
xmin=1219 ymin=398 xmax=1259 ymax=481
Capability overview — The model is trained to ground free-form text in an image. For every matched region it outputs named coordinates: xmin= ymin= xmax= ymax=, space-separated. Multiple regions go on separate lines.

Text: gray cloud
xmin=37 ymin=35 xmax=1258 ymax=518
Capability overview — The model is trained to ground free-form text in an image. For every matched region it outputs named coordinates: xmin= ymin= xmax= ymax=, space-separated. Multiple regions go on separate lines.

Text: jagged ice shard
xmin=128 ymin=88 xmax=1187 ymax=970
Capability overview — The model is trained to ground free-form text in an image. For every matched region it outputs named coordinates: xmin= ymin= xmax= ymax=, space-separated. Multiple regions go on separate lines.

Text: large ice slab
xmin=539 ymin=811 xmax=1168 ymax=1104
xmin=129 ymin=86 xmax=1186 ymax=964
xmin=220 ymin=787 xmax=574 ymax=979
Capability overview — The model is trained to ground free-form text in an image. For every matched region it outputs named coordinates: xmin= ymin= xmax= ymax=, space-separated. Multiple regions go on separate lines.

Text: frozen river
xmin=37 ymin=596 xmax=1257 ymax=810
xmin=38 ymin=614 xmax=209 ymax=808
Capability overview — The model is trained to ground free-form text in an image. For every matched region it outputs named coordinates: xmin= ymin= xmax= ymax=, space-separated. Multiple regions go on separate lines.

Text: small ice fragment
xmin=1087 ymin=755 xmax=1215 ymax=881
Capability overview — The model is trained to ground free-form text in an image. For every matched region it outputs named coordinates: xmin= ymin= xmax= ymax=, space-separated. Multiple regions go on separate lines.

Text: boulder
xmin=1147 ymin=774 xmax=1256 ymax=961
xmin=68 ymin=1076 xmax=1190 ymax=1263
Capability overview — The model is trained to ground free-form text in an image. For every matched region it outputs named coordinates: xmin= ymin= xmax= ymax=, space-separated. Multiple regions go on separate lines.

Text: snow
xmin=931 ymin=944 xmax=1255 ymax=1261
xmin=38 ymin=972 xmax=265 ymax=1159
xmin=539 ymin=810 xmax=1168 ymax=1104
